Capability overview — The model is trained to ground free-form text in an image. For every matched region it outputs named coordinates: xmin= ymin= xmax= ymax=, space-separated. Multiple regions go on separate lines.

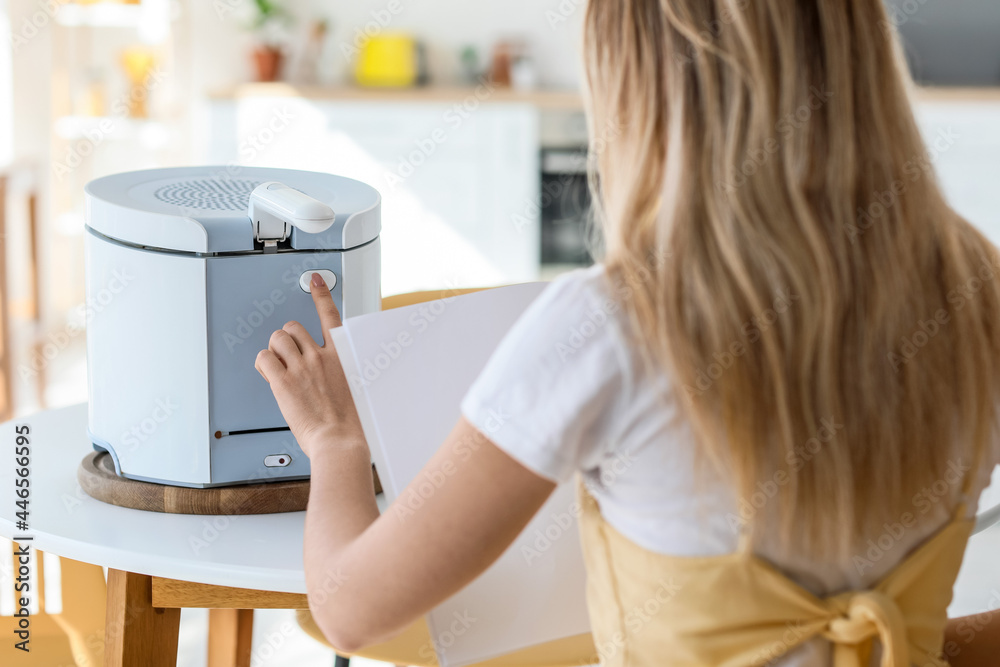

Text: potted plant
xmin=249 ymin=0 xmax=291 ymax=82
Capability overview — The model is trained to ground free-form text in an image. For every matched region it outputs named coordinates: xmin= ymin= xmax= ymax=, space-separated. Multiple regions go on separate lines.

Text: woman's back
xmin=576 ymin=0 xmax=1000 ymax=572
xmin=462 ymin=263 xmax=1000 ymax=665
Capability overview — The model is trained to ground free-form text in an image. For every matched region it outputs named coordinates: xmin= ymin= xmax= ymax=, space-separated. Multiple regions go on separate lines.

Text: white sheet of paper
xmin=331 ymin=284 xmax=592 ymax=667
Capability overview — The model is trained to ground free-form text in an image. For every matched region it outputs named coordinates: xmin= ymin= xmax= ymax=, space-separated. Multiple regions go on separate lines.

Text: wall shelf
xmin=55 ymin=3 xmax=145 ymax=29
xmin=53 ymin=116 xmax=167 ymax=142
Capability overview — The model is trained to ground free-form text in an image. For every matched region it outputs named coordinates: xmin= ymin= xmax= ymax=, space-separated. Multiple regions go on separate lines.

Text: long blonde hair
xmin=584 ymin=0 xmax=1000 ymax=559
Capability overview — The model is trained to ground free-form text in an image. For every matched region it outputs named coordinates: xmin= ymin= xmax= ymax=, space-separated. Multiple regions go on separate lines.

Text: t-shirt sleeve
xmin=460 ymin=267 xmax=629 ymax=483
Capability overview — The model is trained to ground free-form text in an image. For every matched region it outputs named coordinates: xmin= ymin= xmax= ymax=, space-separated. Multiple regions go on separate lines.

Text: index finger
xmin=309 ymin=272 xmax=342 ymax=347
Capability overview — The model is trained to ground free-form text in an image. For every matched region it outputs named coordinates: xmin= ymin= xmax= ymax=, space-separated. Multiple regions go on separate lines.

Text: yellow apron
xmin=577 ymin=479 xmax=974 ymax=667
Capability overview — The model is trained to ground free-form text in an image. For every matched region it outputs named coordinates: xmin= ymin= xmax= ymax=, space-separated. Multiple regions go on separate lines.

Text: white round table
xmin=0 ymin=403 xmax=386 ymax=667
xmin=4 ymin=404 xmax=1000 ymax=667
xmin=0 ymin=403 xmax=317 ymax=592
xmin=7 ymin=403 xmax=997 ymax=575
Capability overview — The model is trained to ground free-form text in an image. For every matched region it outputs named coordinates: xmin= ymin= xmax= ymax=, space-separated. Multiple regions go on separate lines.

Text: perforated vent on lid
xmin=86 ymin=166 xmax=380 ymax=253
xmin=152 ymin=178 xmax=262 ymax=211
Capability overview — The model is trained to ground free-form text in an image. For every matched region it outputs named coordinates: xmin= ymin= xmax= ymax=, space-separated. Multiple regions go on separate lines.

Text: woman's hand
xmin=255 ymin=272 xmax=366 ymax=458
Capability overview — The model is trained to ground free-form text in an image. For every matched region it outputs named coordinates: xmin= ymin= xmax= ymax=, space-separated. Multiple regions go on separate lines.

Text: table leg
xmin=208 ymin=608 xmax=254 ymax=667
xmin=105 ymin=569 xmax=181 ymax=667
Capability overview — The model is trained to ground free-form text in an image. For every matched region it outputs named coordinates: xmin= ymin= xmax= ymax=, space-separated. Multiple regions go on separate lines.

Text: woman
xmin=255 ymin=1 xmax=1000 ymax=664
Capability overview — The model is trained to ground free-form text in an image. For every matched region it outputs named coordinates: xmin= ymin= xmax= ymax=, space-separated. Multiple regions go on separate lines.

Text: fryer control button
xmin=264 ymin=454 xmax=291 ymax=467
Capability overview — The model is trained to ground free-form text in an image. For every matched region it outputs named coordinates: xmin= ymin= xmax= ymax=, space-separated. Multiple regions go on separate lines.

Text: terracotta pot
xmin=252 ymin=46 xmax=284 ymax=82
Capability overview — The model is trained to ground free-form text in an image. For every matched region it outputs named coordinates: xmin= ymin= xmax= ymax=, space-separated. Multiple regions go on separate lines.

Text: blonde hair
xmin=583 ymin=0 xmax=1000 ymax=560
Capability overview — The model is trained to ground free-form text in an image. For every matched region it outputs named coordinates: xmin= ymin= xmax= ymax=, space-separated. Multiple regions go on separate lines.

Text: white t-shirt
xmin=460 ymin=264 xmax=999 ymax=667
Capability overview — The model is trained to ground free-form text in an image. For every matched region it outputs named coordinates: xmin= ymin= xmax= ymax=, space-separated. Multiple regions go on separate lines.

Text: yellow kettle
xmin=355 ymin=34 xmax=426 ymax=88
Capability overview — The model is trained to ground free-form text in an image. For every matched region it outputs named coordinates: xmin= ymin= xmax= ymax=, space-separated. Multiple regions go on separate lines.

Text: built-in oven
xmin=540 ymin=147 xmax=592 ymax=266
xmin=539 ymin=109 xmax=595 ymax=271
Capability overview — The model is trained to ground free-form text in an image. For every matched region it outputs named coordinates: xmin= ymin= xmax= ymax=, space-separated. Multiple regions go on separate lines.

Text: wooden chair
xmin=0 ymin=538 xmax=106 ymax=667
xmin=0 ymin=173 xmax=13 ymax=423
xmin=380 ymin=286 xmax=492 ymax=311
xmin=297 ymin=610 xmax=597 ymax=667
xmin=297 ymin=286 xmax=598 ymax=667
xmin=0 ymin=165 xmax=44 ymax=422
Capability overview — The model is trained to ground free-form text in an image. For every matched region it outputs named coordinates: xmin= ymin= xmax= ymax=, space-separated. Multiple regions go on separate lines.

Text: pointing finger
xmin=310 ymin=272 xmax=342 ymax=347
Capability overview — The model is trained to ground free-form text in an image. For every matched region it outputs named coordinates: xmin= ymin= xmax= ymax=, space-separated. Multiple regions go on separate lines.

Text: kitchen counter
xmin=208 ymin=82 xmax=1000 ymax=109
xmin=206 ymin=82 xmax=585 ymax=110
xmin=912 ymin=87 xmax=1000 ymax=102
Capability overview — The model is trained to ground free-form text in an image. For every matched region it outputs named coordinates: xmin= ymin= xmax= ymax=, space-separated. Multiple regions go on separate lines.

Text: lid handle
xmin=248 ymin=182 xmax=336 ymax=250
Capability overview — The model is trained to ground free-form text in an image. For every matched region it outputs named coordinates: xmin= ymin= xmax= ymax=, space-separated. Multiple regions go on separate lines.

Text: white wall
xmin=295 ymin=0 xmax=586 ymax=89
xmin=190 ymin=0 xmax=586 ymax=92
xmin=6 ymin=0 xmax=51 ymax=166
xmin=0 ymin=0 xmax=11 ymax=166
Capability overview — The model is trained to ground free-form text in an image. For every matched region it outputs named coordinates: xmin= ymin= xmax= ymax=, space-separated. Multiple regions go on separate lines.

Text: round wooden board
xmin=77 ymin=451 xmax=312 ymax=514
xmin=78 ymin=452 xmax=384 ymax=515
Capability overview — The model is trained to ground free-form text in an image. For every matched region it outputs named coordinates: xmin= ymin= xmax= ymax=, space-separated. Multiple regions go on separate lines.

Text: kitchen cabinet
xmin=913 ymin=92 xmax=1000 ymax=244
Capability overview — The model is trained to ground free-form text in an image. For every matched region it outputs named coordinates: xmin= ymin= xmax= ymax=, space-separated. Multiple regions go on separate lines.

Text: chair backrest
xmin=381 ymin=287 xmax=491 ymax=311
xmin=974 ymin=492 xmax=1000 ymax=534
xmin=0 ymin=174 xmax=11 ymax=423
xmin=0 ymin=537 xmax=106 ymax=666
xmin=0 ymin=164 xmax=45 ymax=420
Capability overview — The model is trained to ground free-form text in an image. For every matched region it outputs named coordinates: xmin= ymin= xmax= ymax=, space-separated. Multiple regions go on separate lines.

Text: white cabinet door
xmin=915 ymin=101 xmax=1000 ymax=244
xmin=206 ymin=97 xmax=540 ymax=295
